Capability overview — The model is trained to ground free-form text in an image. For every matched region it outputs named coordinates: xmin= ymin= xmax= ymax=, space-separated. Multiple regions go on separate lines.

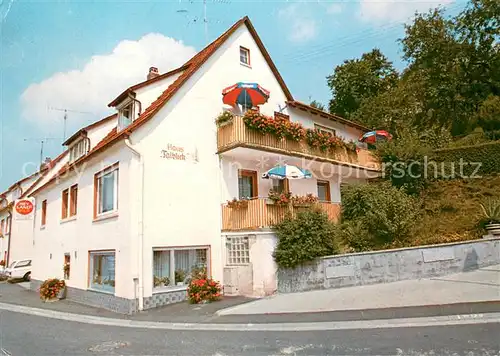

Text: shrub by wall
xmin=434 ymin=140 xmax=500 ymax=178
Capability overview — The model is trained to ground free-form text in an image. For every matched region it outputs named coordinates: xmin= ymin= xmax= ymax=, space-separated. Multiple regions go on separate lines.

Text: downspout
xmin=6 ymin=209 xmax=13 ymax=266
xmin=124 ymin=138 xmax=145 ymax=311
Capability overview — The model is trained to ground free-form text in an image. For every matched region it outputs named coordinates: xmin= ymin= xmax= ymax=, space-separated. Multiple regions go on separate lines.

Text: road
xmin=0 ymin=310 xmax=499 ymax=355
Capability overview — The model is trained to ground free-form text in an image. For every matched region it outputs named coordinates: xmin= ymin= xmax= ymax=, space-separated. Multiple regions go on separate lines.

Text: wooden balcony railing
xmin=217 ymin=116 xmax=380 ymax=171
xmin=221 ymin=198 xmax=341 ymax=231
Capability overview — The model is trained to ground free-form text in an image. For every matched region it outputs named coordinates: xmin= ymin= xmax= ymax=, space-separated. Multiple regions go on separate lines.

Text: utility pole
xmin=203 ymin=0 xmax=208 ymax=44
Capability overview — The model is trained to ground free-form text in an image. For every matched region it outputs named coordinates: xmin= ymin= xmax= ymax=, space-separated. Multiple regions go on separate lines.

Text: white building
xmin=25 ymin=17 xmax=380 ymax=313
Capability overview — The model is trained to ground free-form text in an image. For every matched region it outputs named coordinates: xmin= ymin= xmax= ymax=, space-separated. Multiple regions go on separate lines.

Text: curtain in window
xmin=238 ymin=176 xmax=253 ymax=199
xmin=153 ymin=251 xmax=170 ymax=278
xmin=273 ymin=179 xmax=285 ymax=193
xmin=90 ymin=253 xmax=115 ymax=292
xmin=100 ymin=171 xmax=115 ymax=213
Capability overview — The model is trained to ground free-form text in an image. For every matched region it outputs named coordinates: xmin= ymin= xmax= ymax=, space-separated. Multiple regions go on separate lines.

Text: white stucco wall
xmin=289 ymin=108 xmax=363 ymax=143
xmin=134 ymin=72 xmax=183 ymax=111
xmin=87 ymin=118 xmax=117 ymax=150
xmin=31 ymin=143 xmax=136 ymax=299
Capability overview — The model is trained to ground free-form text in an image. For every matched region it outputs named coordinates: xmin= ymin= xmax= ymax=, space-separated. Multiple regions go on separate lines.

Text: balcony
xmin=217 ymin=116 xmax=380 ymax=172
xmin=221 ymin=198 xmax=340 ymax=231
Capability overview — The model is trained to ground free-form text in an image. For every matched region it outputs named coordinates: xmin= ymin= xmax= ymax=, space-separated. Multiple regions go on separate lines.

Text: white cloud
xmin=359 ymin=0 xmax=454 ymax=22
xmin=21 ymin=33 xmax=196 ymax=133
xmin=279 ymin=4 xmax=318 ymax=43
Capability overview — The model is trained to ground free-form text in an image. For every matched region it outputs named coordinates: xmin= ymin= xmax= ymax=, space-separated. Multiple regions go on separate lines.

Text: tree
xmin=309 ymin=100 xmax=325 ymax=111
xmin=327 ymin=49 xmax=399 ymax=118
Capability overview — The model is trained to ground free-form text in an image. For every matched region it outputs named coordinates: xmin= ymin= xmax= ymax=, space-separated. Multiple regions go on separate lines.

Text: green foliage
xmin=273 ymin=209 xmax=340 ymax=268
xmin=474 ymin=95 xmax=500 ymax=133
xmin=215 ymin=111 xmax=234 ymax=126
xmin=375 ymin=128 xmax=432 ymax=194
xmin=309 ymin=100 xmax=325 ymax=111
xmin=327 ymin=49 xmax=398 ymax=119
xmin=341 ymin=183 xmax=421 ymax=250
xmin=434 ymin=140 xmax=500 ymax=177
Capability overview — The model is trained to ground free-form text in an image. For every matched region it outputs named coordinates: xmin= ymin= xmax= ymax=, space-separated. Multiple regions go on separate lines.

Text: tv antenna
xmin=23 ymin=137 xmax=61 ymax=168
xmin=48 ymin=106 xmax=94 ymax=141
xmin=176 ymin=0 xmax=209 ymax=44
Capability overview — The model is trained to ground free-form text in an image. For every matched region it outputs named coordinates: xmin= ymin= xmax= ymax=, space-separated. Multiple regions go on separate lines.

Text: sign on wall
xmin=160 ymin=143 xmax=198 ymax=162
xmin=14 ymin=198 xmax=35 ymax=220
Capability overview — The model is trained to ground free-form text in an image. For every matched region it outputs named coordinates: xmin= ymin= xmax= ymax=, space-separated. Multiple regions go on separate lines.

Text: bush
xmin=273 ymin=208 xmax=340 ymax=268
xmin=39 ymin=278 xmax=65 ymax=301
xmin=187 ymin=278 xmax=222 ymax=304
xmin=341 ymin=183 xmax=421 ymax=249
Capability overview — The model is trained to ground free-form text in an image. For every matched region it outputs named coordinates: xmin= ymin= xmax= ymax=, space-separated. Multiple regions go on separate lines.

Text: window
xmin=272 ymin=179 xmax=289 ymax=194
xmin=69 ymin=139 xmax=89 ymax=162
xmin=226 ymin=236 xmax=250 ymax=265
xmin=70 ymin=185 xmax=78 ymax=217
xmin=41 ymin=200 xmax=47 ymax=226
xmin=15 ymin=260 xmax=31 ymax=268
xmin=240 ymin=46 xmax=250 ymax=66
xmin=61 ymin=189 xmax=69 ymax=219
xmin=94 ymin=164 xmax=119 ymax=217
xmin=89 ymin=251 xmax=115 ymax=293
xmin=238 ymin=170 xmax=258 ymax=199
xmin=317 ymin=180 xmax=331 ymax=202
xmin=314 ymin=124 xmax=336 ymax=137
xmin=153 ymin=247 xmax=209 ymax=290
xmin=118 ymin=101 xmax=135 ymax=130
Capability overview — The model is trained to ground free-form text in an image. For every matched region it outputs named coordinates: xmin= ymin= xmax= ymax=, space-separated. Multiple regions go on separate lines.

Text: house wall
xmin=128 ymin=24 xmax=295 ymax=299
xmin=31 ymin=143 xmax=136 ymax=302
xmin=288 ymin=108 xmax=363 ymax=143
xmin=134 ymin=72 xmax=183 ymax=112
xmin=87 ymin=118 xmax=118 ymax=150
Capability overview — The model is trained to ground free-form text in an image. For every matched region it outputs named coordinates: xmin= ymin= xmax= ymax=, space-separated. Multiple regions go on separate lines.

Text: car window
xmin=8 ymin=261 xmax=16 ymax=268
xmin=15 ymin=260 xmax=31 ymax=268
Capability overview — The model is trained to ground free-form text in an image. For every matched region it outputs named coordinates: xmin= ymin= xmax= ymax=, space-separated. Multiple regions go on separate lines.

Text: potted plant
xmin=39 ymin=278 xmax=66 ymax=302
xmin=215 ymin=111 xmax=234 ymax=126
xmin=267 ymin=189 xmax=292 ymax=206
xmin=480 ymin=199 xmax=500 ymax=236
xmin=154 ymin=276 xmax=170 ymax=288
xmin=226 ymin=198 xmax=249 ymax=209
xmin=175 ymin=269 xmax=186 ymax=286
xmin=187 ymin=278 xmax=222 ymax=304
xmin=291 ymin=194 xmax=319 ymax=207
xmin=0 ymin=260 xmax=5 ymax=268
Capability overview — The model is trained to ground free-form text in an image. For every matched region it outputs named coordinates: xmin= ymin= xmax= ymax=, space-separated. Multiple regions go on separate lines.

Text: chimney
xmin=40 ymin=157 xmax=52 ymax=171
xmin=147 ymin=67 xmax=159 ymax=80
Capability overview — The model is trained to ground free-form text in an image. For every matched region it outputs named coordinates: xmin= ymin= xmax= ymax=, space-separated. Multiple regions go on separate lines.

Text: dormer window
xmin=69 ymin=138 xmax=89 ymax=163
xmin=240 ymin=47 xmax=250 ymax=66
xmin=118 ymin=100 xmax=136 ymax=131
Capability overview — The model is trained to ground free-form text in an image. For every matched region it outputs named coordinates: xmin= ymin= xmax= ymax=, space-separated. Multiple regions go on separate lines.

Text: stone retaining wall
xmin=277 ymin=237 xmax=500 ymax=293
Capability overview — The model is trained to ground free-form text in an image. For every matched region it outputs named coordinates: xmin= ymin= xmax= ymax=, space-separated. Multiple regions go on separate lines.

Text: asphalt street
xmin=0 ymin=310 xmax=499 ymax=355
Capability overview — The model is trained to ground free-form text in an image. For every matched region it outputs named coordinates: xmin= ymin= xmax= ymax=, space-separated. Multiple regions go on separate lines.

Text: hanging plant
xmin=291 ymin=194 xmax=319 ymax=206
xmin=227 ymin=198 xmax=249 ymax=209
xmin=215 ymin=111 xmax=234 ymax=126
xmin=268 ymin=189 xmax=292 ymax=206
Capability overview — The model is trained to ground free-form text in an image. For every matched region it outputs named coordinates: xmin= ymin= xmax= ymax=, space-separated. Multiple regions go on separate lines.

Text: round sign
xmin=15 ymin=200 xmax=34 ymax=215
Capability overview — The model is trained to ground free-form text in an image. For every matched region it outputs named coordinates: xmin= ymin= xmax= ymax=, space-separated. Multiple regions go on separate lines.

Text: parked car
xmin=4 ymin=259 xmax=31 ymax=281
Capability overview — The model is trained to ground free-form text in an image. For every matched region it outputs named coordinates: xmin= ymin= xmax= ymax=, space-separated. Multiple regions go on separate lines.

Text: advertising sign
xmin=14 ymin=198 xmax=35 ymax=220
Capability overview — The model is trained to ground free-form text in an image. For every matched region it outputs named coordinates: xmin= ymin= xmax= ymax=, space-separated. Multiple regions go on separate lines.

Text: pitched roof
xmin=107 ymin=66 xmax=189 ymax=107
xmin=286 ymin=100 xmax=370 ymax=132
xmin=28 ymin=16 xmax=296 ymax=196
xmin=62 ymin=113 xmax=117 ymax=146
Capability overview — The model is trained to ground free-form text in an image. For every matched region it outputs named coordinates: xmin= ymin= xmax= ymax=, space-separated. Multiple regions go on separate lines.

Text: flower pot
xmin=266 ymin=199 xmax=275 ymax=205
xmin=485 ymin=223 xmax=500 ymax=236
xmin=58 ymin=286 xmax=67 ymax=300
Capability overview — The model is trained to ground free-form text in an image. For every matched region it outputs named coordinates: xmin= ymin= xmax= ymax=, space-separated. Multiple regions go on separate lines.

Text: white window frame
xmin=152 ymin=246 xmax=210 ymax=293
xmin=117 ymin=100 xmax=135 ymax=131
xmin=314 ymin=124 xmax=336 ymax=137
xmin=69 ymin=139 xmax=89 ymax=163
xmin=95 ymin=164 xmax=119 ymax=217
xmin=239 ymin=46 xmax=250 ymax=66
xmin=226 ymin=236 xmax=250 ymax=265
xmin=88 ymin=251 xmax=115 ymax=294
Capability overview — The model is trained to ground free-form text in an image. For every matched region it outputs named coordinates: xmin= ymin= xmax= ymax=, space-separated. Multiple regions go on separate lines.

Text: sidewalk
xmin=218 ymin=264 xmax=500 ymax=316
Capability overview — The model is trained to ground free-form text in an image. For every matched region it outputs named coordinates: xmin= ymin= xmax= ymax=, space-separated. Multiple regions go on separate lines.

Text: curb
xmin=1 ymin=302 xmax=499 ymax=331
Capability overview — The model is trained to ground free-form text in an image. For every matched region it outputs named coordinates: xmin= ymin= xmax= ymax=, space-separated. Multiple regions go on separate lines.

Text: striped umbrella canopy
xmin=359 ymin=130 xmax=392 ymax=144
xmin=262 ymin=165 xmax=312 ymax=180
xmin=222 ymin=82 xmax=270 ymax=108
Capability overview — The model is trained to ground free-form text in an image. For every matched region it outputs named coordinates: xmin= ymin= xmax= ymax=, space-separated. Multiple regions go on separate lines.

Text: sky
xmin=0 ymin=0 xmax=468 ymax=191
